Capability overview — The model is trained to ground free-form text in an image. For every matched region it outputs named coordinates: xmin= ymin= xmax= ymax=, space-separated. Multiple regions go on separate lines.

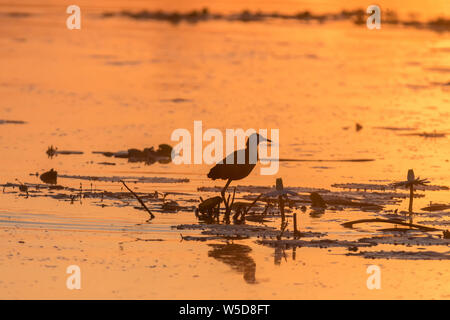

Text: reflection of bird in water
xmin=208 ymin=243 xmax=256 ymax=284
xmin=274 ymin=247 xmax=291 ymax=265
xmin=274 ymin=246 xmax=284 ymax=265
xmin=207 ymin=133 xmax=271 ymax=198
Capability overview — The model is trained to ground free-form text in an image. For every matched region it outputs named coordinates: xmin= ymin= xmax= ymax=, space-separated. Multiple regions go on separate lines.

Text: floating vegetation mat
xmin=2 ymin=175 xmax=450 ymax=261
xmin=358 ymin=235 xmax=450 ymax=246
xmin=200 ymin=183 xmax=433 ymax=213
xmin=58 ymin=174 xmax=189 ymax=183
xmin=198 ymin=185 xmax=329 ymax=194
xmin=257 ymin=239 xmax=375 ymax=249
xmin=417 ymin=220 xmax=450 ymax=227
xmin=347 ymin=250 xmax=450 ymax=260
xmin=100 ymin=8 xmax=450 ymax=32
xmin=174 ymin=224 xmax=326 ymax=240
xmin=332 ymin=182 xmax=448 ymax=191
xmin=1 ymin=181 xmax=195 ymax=213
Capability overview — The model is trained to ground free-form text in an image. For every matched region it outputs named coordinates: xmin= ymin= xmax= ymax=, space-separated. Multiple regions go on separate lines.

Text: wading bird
xmin=207 ymin=133 xmax=271 ymax=197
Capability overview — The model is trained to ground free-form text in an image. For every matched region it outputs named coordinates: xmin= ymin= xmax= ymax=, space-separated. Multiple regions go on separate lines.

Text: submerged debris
xmin=355 ymin=123 xmax=363 ymax=132
xmin=46 ymin=146 xmax=83 ymax=158
xmin=196 ymin=196 xmax=222 ymax=216
xmin=98 ymin=162 xmax=116 ymax=166
xmin=40 ymin=169 xmax=57 ymax=184
xmin=0 ymin=119 xmax=26 ymax=125
xmin=14 ymin=179 xmax=29 ymax=196
xmin=161 ymin=200 xmax=180 ymax=212
xmin=374 ymin=126 xmax=418 ymax=131
xmin=93 ymin=144 xmax=172 ymax=165
xmin=310 ymin=192 xmax=326 ymax=208
xmin=230 ymin=195 xmax=262 ymax=224
xmin=398 ymin=131 xmax=447 ymax=138
xmin=56 ymin=150 xmax=83 ymax=155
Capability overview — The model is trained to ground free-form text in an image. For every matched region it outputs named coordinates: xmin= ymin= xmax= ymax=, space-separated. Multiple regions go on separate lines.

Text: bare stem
xmin=293 ymin=212 xmax=300 ymax=238
xmin=120 ymin=180 xmax=155 ymax=220
xmin=409 ymin=185 xmax=414 ymax=213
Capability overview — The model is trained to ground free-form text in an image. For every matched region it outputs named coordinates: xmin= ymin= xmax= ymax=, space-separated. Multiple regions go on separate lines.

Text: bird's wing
xmin=219 ymin=149 xmax=247 ymax=164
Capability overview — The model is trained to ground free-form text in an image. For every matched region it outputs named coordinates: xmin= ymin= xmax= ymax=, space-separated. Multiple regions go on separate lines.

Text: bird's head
xmin=246 ymin=133 xmax=272 ymax=149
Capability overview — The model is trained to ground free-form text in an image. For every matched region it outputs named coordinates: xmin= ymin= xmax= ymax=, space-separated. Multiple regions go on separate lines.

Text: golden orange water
xmin=0 ymin=0 xmax=449 ymax=299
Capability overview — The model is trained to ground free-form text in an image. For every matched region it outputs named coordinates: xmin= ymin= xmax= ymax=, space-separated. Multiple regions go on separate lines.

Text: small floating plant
xmin=263 ymin=178 xmax=303 ymax=239
xmin=263 ymin=178 xmax=298 ymax=223
xmin=392 ymin=169 xmax=429 ymax=213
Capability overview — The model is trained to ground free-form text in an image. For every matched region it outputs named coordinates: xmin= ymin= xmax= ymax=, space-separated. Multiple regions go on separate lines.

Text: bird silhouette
xmin=207 ymin=133 xmax=271 ymax=197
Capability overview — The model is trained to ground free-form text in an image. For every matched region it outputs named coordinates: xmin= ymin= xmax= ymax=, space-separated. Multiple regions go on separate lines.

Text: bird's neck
xmin=245 ymin=142 xmax=259 ymax=160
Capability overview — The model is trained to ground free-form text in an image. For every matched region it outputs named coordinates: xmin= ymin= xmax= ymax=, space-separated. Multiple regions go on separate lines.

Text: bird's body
xmin=207 ymin=133 xmax=271 ymax=197
xmin=207 ymin=148 xmax=256 ymax=181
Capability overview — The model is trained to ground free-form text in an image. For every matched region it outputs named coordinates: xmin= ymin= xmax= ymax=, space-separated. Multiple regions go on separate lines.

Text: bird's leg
xmin=230 ymin=187 xmax=236 ymax=207
xmin=221 ymin=179 xmax=231 ymax=210
xmin=227 ymin=187 xmax=236 ymax=219
xmin=221 ymin=179 xmax=232 ymax=199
